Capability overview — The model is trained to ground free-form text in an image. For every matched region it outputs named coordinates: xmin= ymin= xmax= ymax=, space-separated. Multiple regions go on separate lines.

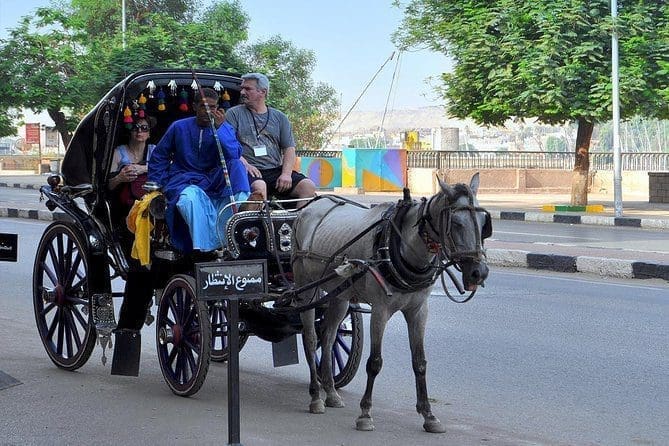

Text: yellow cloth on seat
xmin=126 ymin=191 xmax=161 ymax=266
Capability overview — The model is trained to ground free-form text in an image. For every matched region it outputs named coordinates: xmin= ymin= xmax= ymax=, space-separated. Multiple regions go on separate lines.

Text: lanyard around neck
xmin=248 ymin=107 xmax=270 ymax=141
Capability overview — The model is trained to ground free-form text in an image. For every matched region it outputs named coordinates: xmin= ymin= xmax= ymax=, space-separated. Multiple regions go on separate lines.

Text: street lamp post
xmin=612 ymin=0 xmax=623 ymax=217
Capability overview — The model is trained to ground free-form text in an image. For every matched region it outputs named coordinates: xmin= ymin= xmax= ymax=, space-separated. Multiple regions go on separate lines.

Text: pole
xmin=611 ymin=0 xmax=623 ymax=217
xmin=121 ymin=0 xmax=127 ymax=50
xmin=227 ymin=298 xmax=242 ymax=446
xmin=38 ymin=125 xmax=43 ymax=174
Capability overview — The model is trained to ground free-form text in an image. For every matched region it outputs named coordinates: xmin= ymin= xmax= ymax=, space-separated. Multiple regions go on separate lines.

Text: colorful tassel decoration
xmin=220 ymin=89 xmax=231 ymax=110
xmin=157 ymin=88 xmax=166 ymax=112
xmin=179 ymin=88 xmax=189 ymax=112
xmin=137 ymin=93 xmax=147 ymax=118
xmin=123 ymin=105 xmax=133 ymax=129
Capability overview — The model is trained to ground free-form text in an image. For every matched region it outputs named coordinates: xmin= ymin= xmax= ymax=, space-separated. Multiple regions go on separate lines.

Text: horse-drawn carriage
xmin=32 ymin=68 xmax=363 ymax=396
xmin=33 ymin=68 xmax=491 ymax=433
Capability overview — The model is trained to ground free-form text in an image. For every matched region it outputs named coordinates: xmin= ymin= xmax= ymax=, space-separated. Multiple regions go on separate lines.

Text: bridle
xmin=417 ymin=188 xmax=489 ymax=265
xmin=415 ymin=187 xmax=491 ymax=303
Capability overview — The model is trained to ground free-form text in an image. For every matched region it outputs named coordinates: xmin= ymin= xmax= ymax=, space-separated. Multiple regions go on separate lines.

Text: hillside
xmin=337 ymin=106 xmax=476 ymax=133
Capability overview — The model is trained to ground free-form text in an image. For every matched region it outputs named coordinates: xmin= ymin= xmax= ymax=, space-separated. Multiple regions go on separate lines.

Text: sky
xmin=0 ymin=0 xmax=453 ymax=112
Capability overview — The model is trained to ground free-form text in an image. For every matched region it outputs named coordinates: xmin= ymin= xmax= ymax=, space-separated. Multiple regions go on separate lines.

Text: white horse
xmin=291 ymin=173 xmax=491 ymax=433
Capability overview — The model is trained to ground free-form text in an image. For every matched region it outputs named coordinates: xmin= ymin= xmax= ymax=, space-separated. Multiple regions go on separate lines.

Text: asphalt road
xmin=1 ymin=219 xmax=667 ymax=445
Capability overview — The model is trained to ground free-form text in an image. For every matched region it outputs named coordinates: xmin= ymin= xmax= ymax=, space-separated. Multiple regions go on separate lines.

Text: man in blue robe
xmin=149 ymin=87 xmax=250 ymax=253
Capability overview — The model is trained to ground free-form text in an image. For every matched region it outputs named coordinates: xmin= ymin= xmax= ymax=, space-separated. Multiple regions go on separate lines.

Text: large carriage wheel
xmin=316 ymin=307 xmax=364 ymax=389
xmin=156 ymin=274 xmax=211 ymax=396
xmin=32 ymin=222 xmax=96 ymax=370
xmin=208 ymin=300 xmax=249 ymax=362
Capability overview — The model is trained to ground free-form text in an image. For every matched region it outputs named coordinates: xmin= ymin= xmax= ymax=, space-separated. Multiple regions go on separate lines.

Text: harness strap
xmin=374 ymin=201 xmax=441 ymax=292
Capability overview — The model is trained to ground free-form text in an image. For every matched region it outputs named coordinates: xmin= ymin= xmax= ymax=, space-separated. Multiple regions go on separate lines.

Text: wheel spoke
xmin=63 ymin=307 xmax=83 ymax=349
xmin=46 ymin=243 xmax=60 ymax=280
xmin=56 ymin=310 xmax=65 ymax=355
xmin=168 ymin=294 xmax=179 ymax=322
xmin=167 ymin=345 xmax=178 ymax=367
xmin=46 ymin=307 xmax=60 ymax=341
xmin=56 ymin=233 xmax=65 ymax=278
xmin=70 ymin=304 xmax=88 ymax=327
xmin=40 ymin=302 xmax=56 ymax=317
xmin=332 ymin=344 xmax=345 ymax=372
xmin=335 ymin=335 xmax=352 ymax=355
xmin=64 ymin=251 xmax=83 ymax=289
xmin=63 ymin=315 xmax=74 ymax=358
xmin=41 ymin=260 xmax=58 ymax=287
xmin=184 ymin=346 xmax=197 ymax=372
xmin=68 ymin=276 xmax=87 ymax=297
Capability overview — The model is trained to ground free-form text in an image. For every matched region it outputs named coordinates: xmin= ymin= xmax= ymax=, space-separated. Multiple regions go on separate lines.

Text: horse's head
xmin=422 ymin=173 xmax=491 ymax=291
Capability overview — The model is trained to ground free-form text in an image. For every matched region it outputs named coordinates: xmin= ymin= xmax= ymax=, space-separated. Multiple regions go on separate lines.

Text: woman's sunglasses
xmin=132 ymin=124 xmax=150 ymax=132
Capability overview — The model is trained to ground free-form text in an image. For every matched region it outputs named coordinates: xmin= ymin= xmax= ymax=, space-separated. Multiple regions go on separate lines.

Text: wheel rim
xmin=209 ymin=301 xmax=248 ymax=362
xmin=33 ymin=223 xmax=95 ymax=369
xmin=316 ymin=309 xmax=362 ymax=388
xmin=156 ymin=275 xmax=210 ymax=396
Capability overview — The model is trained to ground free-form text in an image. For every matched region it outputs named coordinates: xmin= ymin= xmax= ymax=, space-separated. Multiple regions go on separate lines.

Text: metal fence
xmin=405 ymin=151 xmax=669 ymax=171
xmin=296 ymin=150 xmax=669 ymax=171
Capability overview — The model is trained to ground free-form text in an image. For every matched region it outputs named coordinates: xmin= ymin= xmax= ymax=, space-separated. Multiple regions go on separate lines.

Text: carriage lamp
xmin=47 ymin=174 xmax=61 ymax=188
xmin=278 ymin=223 xmax=292 ymax=252
xmin=242 ymin=227 xmax=259 ymax=247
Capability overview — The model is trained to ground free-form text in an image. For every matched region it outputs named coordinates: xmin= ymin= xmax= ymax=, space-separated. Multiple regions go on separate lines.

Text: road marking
xmin=497 ymin=270 xmax=669 ymax=291
xmin=493 ymin=231 xmax=596 ymax=240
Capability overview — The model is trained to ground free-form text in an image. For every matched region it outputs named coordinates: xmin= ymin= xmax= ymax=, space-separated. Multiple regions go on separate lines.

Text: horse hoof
xmin=355 ymin=416 xmax=375 ymax=431
xmin=325 ymin=395 xmax=344 ymax=408
xmin=309 ymin=400 xmax=326 ymax=414
xmin=423 ymin=416 xmax=446 ymax=433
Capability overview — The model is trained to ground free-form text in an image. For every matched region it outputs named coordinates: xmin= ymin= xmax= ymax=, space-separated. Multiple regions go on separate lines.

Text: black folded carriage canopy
xmin=60 ymin=68 xmax=243 ymax=192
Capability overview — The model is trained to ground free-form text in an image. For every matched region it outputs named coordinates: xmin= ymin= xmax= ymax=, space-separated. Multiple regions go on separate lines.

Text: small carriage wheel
xmin=208 ymin=300 xmax=249 ymax=362
xmin=32 ymin=222 xmax=96 ymax=370
xmin=156 ymin=274 xmax=211 ymax=397
xmin=316 ymin=307 xmax=364 ymax=389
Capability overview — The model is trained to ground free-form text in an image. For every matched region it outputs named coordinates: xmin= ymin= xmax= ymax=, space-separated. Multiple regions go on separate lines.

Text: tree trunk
xmin=47 ymin=108 xmax=72 ymax=148
xmin=570 ymin=119 xmax=594 ymax=206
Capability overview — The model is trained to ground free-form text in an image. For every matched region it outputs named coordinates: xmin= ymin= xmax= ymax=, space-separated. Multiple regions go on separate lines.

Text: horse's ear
xmin=470 ymin=172 xmax=481 ymax=196
xmin=437 ymin=175 xmax=449 ymax=192
xmin=437 ymin=175 xmax=456 ymax=199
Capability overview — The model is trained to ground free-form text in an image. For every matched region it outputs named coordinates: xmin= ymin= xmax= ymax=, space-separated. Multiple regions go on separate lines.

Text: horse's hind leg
xmin=402 ymin=302 xmax=446 ymax=433
xmin=300 ymin=307 xmax=325 ymax=414
xmin=319 ymin=299 xmax=349 ymax=408
xmin=356 ymin=307 xmax=390 ymax=431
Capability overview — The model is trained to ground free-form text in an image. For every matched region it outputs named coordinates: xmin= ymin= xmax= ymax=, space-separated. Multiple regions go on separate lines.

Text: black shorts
xmin=248 ymin=167 xmax=308 ymax=199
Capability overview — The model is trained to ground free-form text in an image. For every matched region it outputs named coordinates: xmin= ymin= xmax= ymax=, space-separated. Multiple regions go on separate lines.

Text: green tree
xmin=396 ymin=0 xmax=668 ymax=204
xmin=546 ymin=135 xmax=568 ymax=152
xmin=0 ymin=0 xmax=338 ymax=152
xmin=244 ymin=36 xmax=339 ymax=149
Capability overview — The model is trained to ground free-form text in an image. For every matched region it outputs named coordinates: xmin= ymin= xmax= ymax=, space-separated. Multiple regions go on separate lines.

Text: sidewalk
xmin=1 ymin=173 xmax=668 ymax=281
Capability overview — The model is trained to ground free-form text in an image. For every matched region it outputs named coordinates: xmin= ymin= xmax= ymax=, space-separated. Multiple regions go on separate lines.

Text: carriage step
xmin=111 ymin=329 xmax=141 ymax=377
xmin=154 ymin=250 xmax=180 ymax=261
xmin=92 ymin=293 xmax=117 ymax=335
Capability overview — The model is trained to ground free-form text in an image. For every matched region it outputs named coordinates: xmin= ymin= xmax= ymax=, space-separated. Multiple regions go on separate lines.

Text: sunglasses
xmin=132 ymin=124 xmax=150 ymax=132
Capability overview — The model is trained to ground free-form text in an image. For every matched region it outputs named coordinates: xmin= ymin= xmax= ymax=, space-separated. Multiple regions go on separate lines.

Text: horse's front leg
xmin=300 ymin=307 xmax=324 ymax=414
xmin=356 ymin=307 xmax=390 ymax=431
xmin=319 ymin=299 xmax=350 ymax=409
xmin=402 ymin=301 xmax=446 ymax=433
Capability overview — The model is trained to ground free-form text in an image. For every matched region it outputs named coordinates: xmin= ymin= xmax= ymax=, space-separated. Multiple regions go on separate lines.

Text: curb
xmin=486 ymin=249 xmax=669 ymax=281
xmin=488 ymin=210 xmax=669 ymax=230
xmin=0 ymin=207 xmax=68 ymax=222
xmin=0 ymin=182 xmax=40 ymax=190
